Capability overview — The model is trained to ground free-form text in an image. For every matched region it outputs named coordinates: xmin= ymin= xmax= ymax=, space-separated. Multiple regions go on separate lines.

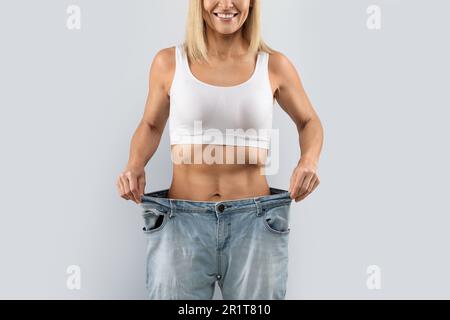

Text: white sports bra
xmin=168 ymin=44 xmax=274 ymax=149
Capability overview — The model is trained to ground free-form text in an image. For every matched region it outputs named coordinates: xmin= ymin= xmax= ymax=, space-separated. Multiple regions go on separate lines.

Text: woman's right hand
xmin=117 ymin=165 xmax=146 ymax=204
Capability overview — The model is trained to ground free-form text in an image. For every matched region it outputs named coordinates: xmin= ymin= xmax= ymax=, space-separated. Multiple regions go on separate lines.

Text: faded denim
xmin=139 ymin=187 xmax=293 ymax=300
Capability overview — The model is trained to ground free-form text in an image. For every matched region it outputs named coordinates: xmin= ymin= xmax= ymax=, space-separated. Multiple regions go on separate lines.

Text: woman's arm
xmin=270 ymin=51 xmax=324 ymax=202
xmin=117 ymin=47 xmax=175 ymax=203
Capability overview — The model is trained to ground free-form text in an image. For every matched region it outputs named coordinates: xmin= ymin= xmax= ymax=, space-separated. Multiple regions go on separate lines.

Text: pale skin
xmin=117 ymin=0 xmax=323 ymax=204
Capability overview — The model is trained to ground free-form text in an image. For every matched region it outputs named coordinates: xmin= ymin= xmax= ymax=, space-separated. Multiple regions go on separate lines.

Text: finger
xmin=120 ymin=174 xmax=132 ymax=200
xmin=310 ymin=176 xmax=320 ymax=193
xmin=117 ymin=176 xmax=130 ymax=200
xmin=295 ymin=176 xmax=320 ymax=202
xmin=288 ymin=169 xmax=297 ymax=196
xmin=291 ymin=170 xmax=306 ymax=199
xmin=295 ymin=193 xmax=308 ymax=202
xmin=116 ymin=177 xmax=124 ymax=196
xmin=298 ymin=172 xmax=315 ymax=197
xmin=127 ymin=174 xmax=140 ymax=203
xmin=138 ymin=177 xmax=146 ymax=201
xmin=295 ymin=189 xmax=310 ymax=202
xmin=139 ymin=178 xmax=146 ymax=194
xmin=307 ymin=176 xmax=318 ymax=193
xmin=297 ymin=187 xmax=312 ymax=201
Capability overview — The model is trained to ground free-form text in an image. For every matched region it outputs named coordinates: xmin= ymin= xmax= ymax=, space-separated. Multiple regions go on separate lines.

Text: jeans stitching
xmin=262 ymin=205 xmax=291 ymax=235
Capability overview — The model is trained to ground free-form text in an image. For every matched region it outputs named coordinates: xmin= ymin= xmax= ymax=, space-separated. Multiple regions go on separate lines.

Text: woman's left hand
xmin=288 ymin=158 xmax=320 ymax=202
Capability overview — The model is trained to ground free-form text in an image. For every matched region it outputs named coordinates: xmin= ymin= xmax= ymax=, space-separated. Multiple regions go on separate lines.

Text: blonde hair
xmin=183 ymin=0 xmax=275 ymax=64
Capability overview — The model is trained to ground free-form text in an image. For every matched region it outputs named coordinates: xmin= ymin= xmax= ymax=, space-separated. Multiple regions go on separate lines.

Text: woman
xmin=117 ymin=0 xmax=323 ymax=299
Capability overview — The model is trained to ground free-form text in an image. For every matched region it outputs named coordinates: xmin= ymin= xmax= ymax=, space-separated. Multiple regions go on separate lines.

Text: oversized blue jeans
xmin=139 ymin=187 xmax=293 ymax=300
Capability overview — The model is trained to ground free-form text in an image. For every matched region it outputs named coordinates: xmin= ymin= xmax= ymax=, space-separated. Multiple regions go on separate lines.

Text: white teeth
xmin=216 ymin=13 xmax=237 ymax=19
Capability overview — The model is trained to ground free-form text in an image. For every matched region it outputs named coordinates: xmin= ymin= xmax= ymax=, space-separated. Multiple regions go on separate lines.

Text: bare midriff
xmin=168 ymin=144 xmax=270 ymax=201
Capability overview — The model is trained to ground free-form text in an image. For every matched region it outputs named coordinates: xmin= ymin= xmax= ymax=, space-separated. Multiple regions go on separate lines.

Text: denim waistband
xmin=140 ymin=187 xmax=293 ymax=215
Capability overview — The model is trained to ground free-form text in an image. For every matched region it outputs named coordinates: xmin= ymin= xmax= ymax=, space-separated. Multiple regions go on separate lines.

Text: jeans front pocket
xmin=141 ymin=208 xmax=169 ymax=234
xmin=262 ymin=203 xmax=291 ymax=235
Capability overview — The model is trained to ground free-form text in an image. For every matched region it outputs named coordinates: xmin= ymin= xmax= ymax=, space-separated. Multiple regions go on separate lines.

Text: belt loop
xmin=168 ymin=199 xmax=174 ymax=218
xmin=254 ymin=198 xmax=263 ymax=217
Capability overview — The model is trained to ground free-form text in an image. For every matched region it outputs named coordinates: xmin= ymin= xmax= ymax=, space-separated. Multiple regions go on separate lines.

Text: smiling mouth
xmin=213 ymin=12 xmax=239 ymax=19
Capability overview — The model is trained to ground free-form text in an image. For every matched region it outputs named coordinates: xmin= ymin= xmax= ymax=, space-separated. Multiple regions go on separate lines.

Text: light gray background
xmin=0 ymin=0 xmax=449 ymax=299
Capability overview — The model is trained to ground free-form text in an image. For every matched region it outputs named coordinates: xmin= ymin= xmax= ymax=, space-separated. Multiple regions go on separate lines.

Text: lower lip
xmin=214 ymin=13 xmax=239 ymax=23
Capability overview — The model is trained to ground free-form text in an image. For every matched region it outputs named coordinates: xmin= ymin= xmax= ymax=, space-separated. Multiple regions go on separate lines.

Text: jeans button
xmin=217 ymin=204 xmax=225 ymax=212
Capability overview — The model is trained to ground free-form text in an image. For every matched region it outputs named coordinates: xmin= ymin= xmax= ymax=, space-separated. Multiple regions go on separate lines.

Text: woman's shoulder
xmin=149 ymin=46 xmax=178 ymax=79
xmin=148 ymin=46 xmax=177 ymax=94
xmin=267 ymin=49 xmax=297 ymax=77
xmin=266 ymin=49 xmax=291 ymax=69
xmin=153 ymin=45 xmax=177 ymax=67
